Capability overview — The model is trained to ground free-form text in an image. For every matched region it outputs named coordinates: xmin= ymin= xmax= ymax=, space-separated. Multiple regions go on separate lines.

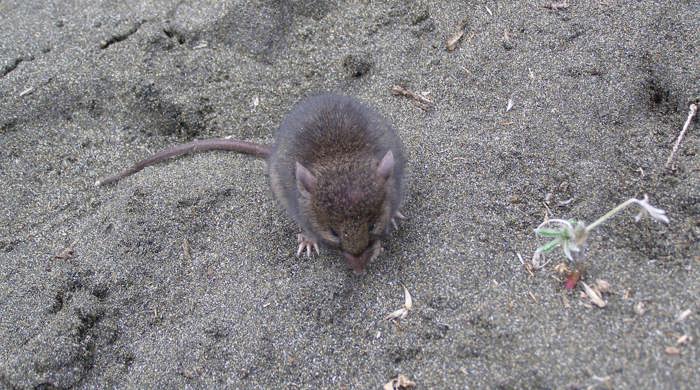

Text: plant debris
xmin=384 ymin=374 xmax=416 ymax=390
xmin=446 ymin=19 xmax=468 ymax=51
xmin=676 ymin=334 xmax=690 ymax=345
xmin=564 ymin=269 xmax=581 ymax=290
xmin=581 ymin=281 xmax=606 ymax=308
xmin=544 ymin=1 xmax=569 ymax=11
xmin=182 ymin=238 xmax=192 ymax=262
xmin=533 ymin=195 xmax=668 ymax=263
xmin=385 ymin=284 xmax=413 ymax=322
xmin=54 ymin=241 xmax=76 ymax=260
xmin=506 ymin=97 xmax=514 ymax=112
xmin=391 ymin=85 xmax=434 ymax=111
xmin=595 ymin=279 xmax=611 ymax=293
xmin=666 ymin=103 xmax=698 ymax=168
xmin=675 ymin=309 xmax=692 ymax=322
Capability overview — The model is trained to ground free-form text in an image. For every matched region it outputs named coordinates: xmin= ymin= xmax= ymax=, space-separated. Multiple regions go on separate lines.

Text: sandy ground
xmin=1 ymin=0 xmax=698 ymax=388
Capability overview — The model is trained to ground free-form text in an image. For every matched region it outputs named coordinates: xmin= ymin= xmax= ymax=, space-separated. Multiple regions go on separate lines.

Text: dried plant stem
xmin=666 ymin=103 xmax=698 ymax=168
xmin=391 ymin=85 xmax=434 ymax=111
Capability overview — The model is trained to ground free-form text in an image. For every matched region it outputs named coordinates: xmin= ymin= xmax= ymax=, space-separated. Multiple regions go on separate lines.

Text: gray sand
xmin=1 ymin=1 xmax=698 ymax=388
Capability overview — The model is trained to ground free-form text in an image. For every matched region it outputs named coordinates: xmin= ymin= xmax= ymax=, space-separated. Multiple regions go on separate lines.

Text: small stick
xmin=95 ymin=138 xmax=271 ymax=186
xmin=19 ymin=87 xmax=34 ymax=97
xmin=666 ymin=103 xmax=698 ymax=168
xmin=182 ymin=238 xmax=192 ymax=262
xmin=391 ymin=85 xmax=434 ymax=111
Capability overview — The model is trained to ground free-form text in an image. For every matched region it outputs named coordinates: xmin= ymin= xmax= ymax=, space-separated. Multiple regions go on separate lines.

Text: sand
xmin=1 ymin=0 xmax=698 ymax=388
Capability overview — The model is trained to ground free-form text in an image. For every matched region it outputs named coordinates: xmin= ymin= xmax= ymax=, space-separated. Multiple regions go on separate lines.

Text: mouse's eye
xmin=330 ymin=228 xmax=339 ymax=238
xmin=368 ymin=223 xmax=375 ymax=232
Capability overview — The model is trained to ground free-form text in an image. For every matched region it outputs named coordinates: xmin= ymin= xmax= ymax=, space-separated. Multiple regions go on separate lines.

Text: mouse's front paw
xmin=296 ymin=233 xmax=320 ymax=257
xmin=391 ymin=210 xmax=406 ymax=230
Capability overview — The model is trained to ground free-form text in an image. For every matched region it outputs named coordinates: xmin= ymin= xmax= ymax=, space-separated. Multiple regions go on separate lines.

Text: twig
xmin=182 ymin=238 xmax=192 ymax=262
xmin=665 ymin=103 xmax=698 ymax=168
xmin=391 ymin=85 xmax=434 ymax=111
xmin=19 ymin=87 xmax=34 ymax=97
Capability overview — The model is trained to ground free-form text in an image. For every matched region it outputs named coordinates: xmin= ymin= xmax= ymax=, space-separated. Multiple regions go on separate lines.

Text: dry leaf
xmin=554 ymin=262 xmax=570 ymax=274
xmin=385 ymin=285 xmax=413 ymax=321
xmin=595 ymin=279 xmax=611 ymax=293
xmin=384 ymin=374 xmax=416 ymax=390
xmin=446 ymin=20 xmax=468 ymax=51
xmin=403 ymin=285 xmax=412 ymax=310
xmin=446 ymin=30 xmax=464 ymax=51
xmin=581 ymin=282 xmax=606 ymax=308
xmin=675 ymin=309 xmax=691 ymax=322
xmin=544 ymin=1 xmax=569 ymax=10
xmin=676 ymin=334 xmax=690 ymax=345
xmin=385 ymin=308 xmax=408 ymax=321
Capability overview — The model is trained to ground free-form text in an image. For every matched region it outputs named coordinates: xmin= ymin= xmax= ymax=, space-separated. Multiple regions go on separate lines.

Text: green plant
xmin=533 ymin=194 xmax=669 ymax=262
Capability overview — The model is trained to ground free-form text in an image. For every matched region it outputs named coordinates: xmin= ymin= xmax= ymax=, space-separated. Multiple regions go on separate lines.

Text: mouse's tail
xmin=96 ymin=138 xmax=272 ymax=186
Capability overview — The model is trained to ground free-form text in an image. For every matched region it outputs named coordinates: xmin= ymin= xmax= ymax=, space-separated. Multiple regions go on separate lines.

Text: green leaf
xmin=537 ymin=239 xmax=560 ymax=253
xmin=535 ymin=228 xmax=564 ymax=238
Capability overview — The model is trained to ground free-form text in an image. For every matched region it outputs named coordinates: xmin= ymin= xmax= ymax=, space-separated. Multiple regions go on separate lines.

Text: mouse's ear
xmin=295 ymin=162 xmax=317 ymax=198
xmin=376 ymin=150 xmax=395 ymax=181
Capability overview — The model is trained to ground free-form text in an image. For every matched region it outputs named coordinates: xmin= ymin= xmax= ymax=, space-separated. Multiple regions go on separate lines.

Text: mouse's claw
xmin=370 ymin=240 xmax=384 ymax=262
xmin=296 ymin=233 xmax=319 ymax=257
xmin=391 ymin=210 xmax=406 ymax=230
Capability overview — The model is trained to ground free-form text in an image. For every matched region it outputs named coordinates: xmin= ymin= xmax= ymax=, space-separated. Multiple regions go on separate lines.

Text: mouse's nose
xmin=342 ymin=249 xmax=371 ymax=274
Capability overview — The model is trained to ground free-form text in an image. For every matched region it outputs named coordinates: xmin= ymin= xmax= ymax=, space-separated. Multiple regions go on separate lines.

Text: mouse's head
xmin=295 ymin=150 xmax=397 ymax=273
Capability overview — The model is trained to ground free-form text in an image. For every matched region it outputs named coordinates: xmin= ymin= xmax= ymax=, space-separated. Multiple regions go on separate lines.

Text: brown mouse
xmin=97 ymin=94 xmax=406 ymax=273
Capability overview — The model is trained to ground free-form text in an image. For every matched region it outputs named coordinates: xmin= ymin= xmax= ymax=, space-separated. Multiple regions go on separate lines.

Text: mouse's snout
xmin=342 ymin=249 xmax=371 ymax=275
xmin=342 ymin=241 xmax=382 ymax=274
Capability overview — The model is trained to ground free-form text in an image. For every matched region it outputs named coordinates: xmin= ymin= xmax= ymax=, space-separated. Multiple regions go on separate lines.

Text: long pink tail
xmin=96 ymin=138 xmax=272 ymax=186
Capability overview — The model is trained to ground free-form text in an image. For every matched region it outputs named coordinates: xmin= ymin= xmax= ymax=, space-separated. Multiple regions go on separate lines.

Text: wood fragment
xmin=391 ymin=85 xmax=434 ymax=111
xmin=666 ymin=103 xmax=698 ymax=168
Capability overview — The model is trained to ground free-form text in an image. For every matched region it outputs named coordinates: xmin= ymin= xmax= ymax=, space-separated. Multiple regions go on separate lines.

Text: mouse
xmin=97 ymin=94 xmax=406 ymax=274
